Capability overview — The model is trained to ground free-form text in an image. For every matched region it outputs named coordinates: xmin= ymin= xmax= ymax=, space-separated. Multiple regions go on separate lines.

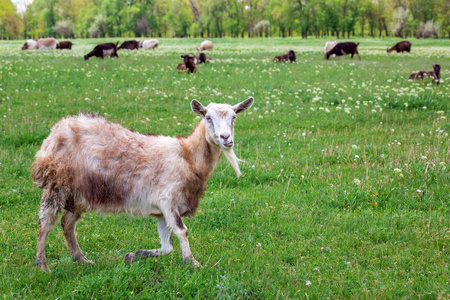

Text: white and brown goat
xmin=22 ymin=38 xmax=58 ymax=50
xmin=32 ymin=98 xmax=254 ymax=271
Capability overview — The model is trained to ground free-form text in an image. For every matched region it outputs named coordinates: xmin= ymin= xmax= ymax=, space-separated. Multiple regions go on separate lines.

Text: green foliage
xmin=0 ymin=37 xmax=449 ymax=298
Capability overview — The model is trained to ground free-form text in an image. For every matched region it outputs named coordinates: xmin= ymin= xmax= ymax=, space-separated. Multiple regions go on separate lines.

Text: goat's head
xmin=22 ymin=42 xmax=28 ymax=50
xmin=433 ymin=64 xmax=441 ymax=75
xmin=191 ymin=97 xmax=254 ymax=176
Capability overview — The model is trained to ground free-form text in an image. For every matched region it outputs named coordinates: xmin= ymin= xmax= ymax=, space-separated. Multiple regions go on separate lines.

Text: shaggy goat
xmin=324 ymin=40 xmax=338 ymax=58
xmin=409 ymin=64 xmax=441 ymax=85
xmin=141 ymin=39 xmax=159 ymax=49
xmin=32 ymin=98 xmax=254 ymax=271
xmin=118 ymin=40 xmax=140 ymax=50
xmin=387 ymin=41 xmax=411 ymax=53
xmin=326 ymin=42 xmax=361 ymax=60
xmin=273 ymin=54 xmax=287 ymax=62
xmin=84 ymin=42 xmax=119 ymax=61
xmin=22 ymin=38 xmax=58 ymax=50
xmin=196 ymin=40 xmax=213 ymax=51
xmin=181 ymin=54 xmax=197 ymax=73
xmin=56 ymin=41 xmax=73 ymax=50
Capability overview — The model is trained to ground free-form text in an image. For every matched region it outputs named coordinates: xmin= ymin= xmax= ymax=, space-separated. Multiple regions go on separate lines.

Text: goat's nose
xmin=220 ymin=134 xmax=230 ymax=141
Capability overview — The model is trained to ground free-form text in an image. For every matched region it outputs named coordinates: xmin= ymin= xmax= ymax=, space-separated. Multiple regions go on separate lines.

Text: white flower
xmin=351 ymin=145 xmax=357 ymax=149
xmin=256 ymin=242 xmax=261 ymax=247
xmin=353 ymin=178 xmax=361 ymax=185
xmin=306 ymin=280 xmax=312 ymax=286
xmin=394 ymin=168 xmax=402 ymax=173
xmin=421 ymin=156 xmax=427 ymax=160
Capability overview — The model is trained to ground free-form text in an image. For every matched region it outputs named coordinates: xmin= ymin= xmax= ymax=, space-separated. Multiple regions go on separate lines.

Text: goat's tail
xmin=222 ymin=148 xmax=244 ymax=177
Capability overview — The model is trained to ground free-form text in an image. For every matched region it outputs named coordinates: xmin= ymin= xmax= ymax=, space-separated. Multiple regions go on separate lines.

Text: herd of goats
xmin=21 ymin=38 xmax=441 ymax=84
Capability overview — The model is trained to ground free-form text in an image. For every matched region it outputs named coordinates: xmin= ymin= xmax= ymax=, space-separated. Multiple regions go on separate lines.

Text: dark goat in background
xmin=84 ymin=42 xmax=119 ymax=61
xmin=118 ymin=40 xmax=140 ymax=50
xmin=326 ymin=42 xmax=361 ymax=60
xmin=387 ymin=41 xmax=411 ymax=53
xmin=57 ymin=41 xmax=73 ymax=50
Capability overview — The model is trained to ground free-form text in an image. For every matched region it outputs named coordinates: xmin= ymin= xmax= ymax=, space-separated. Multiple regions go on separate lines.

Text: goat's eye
xmin=206 ymin=116 xmax=211 ymax=121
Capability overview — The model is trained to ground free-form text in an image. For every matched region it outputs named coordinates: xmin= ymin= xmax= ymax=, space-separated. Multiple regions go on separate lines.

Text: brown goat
xmin=409 ymin=64 xmax=441 ymax=85
xmin=32 ymin=98 xmax=254 ymax=271
xmin=177 ymin=63 xmax=187 ymax=72
xmin=326 ymin=42 xmax=361 ymax=60
xmin=273 ymin=54 xmax=287 ymax=62
xmin=387 ymin=41 xmax=411 ymax=53
xmin=181 ymin=54 xmax=197 ymax=73
xmin=56 ymin=41 xmax=73 ymax=50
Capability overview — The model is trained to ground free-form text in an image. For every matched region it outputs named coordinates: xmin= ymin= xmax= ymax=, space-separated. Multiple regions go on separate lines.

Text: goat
xmin=118 ymin=40 xmax=140 ymax=50
xmin=286 ymin=50 xmax=296 ymax=62
xmin=22 ymin=38 xmax=58 ymax=50
xmin=181 ymin=54 xmax=197 ymax=73
xmin=324 ymin=40 xmax=338 ymax=59
xmin=194 ymin=53 xmax=212 ymax=64
xmin=196 ymin=40 xmax=213 ymax=51
xmin=141 ymin=39 xmax=159 ymax=50
xmin=409 ymin=64 xmax=441 ymax=85
xmin=387 ymin=41 xmax=411 ymax=53
xmin=32 ymin=97 xmax=254 ymax=271
xmin=177 ymin=63 xmax=187 ymax=72
xmin=84 ymin=42 xmax=119 ymax=61
xmin=273 ymin=50 xmax=296 ymax=63
xmin=56 ymin=41 xmax=73 ymax=50
xmin=326 ymin=42 xmax=361 ymax=60
xmin=273 ymin=54 xmax=287 ymax=62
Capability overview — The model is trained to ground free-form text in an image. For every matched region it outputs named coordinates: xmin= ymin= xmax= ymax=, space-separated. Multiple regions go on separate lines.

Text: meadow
xmin=0 ymin=37 xmax=449 ymax=299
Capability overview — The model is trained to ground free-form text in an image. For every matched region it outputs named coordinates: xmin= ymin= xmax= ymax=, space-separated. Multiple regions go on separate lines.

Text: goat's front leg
xmin=124 ymin=217 xmax=173 ymax=263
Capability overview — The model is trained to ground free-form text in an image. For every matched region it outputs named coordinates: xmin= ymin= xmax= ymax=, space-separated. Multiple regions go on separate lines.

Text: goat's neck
xmin=182 ymin=120 xmax=222 ymax=179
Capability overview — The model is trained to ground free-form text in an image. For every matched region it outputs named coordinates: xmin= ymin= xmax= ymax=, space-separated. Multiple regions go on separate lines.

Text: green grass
xmin=0 ymin=37 xmax=449 ymax=299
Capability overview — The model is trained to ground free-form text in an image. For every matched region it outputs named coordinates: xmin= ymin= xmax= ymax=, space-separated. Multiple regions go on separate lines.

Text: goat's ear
xmin=191 ymin=100 xmax=207 ymax=117
xmin=233 ymin=97 xmax=254 ymax=114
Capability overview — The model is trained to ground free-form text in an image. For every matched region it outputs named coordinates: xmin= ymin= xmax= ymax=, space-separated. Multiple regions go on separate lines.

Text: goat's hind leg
xmin=61 ymin=211 xmax=93 ymax=265
xmin=124 ymin=217 xmax=173 ymax=263
xmin=36 ymin=191 xmax=59 ymax=271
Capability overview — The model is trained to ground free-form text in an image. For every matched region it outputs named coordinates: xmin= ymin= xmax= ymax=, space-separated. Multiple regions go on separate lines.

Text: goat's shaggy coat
xmin=32 ymin=98 xmax=254 ymax=271
xmin=56 ymin=41 xmax=73 ymax=50
xmin=118 ymin=40 xmax=140 ymax=50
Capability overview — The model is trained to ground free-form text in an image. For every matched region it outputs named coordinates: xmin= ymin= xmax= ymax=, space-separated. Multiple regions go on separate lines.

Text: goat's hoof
xmin=124 ymin=253 xmax=136 ymax=263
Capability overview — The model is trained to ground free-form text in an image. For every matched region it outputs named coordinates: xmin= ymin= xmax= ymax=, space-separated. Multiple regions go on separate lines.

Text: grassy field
xmin=0 ymin=37 xmax=449 ymax=299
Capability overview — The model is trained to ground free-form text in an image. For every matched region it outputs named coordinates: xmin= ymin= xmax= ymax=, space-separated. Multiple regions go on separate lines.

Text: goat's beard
xmin=222 ymin=148 xmax=244 ymax=177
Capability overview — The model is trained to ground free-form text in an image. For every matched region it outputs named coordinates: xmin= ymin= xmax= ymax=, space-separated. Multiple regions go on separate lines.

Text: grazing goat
xmin=324 ymin=40 xmax=338 ymax=58
xmin=84 ymin=42 xmax=119 ymax=61
xmin=56 ymin=41 xmax=73 ymax=50
xmin=409 ymin=64 xmax=441 ymax=85
xmin=141 ymin=39 xmax=159 ymax=49
xmin=181 ymin=54 xmax=197 ymax=73
xmin=32 ymin=97 xmax=254 ymax=271
xmin=196 ymin=40 xmax=213 ymax=51
xmin=22 ymin=38 xmax=58 ymax=50
xmin=326 ymin=42 xmax=361 ymax=60
xmin=118 ymin=40 xmax=140 ymax=50
xmin=387 ymin=41 xmax=411 ymax=53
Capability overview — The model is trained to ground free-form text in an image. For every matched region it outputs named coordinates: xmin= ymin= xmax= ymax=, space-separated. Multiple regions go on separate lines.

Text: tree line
xmin=1 ymin=0 xmax=449 ymax=40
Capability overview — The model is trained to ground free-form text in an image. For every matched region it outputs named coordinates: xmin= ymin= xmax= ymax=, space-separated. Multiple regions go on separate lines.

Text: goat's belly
xmin=103 ymin=49 xmax=114 ymax=56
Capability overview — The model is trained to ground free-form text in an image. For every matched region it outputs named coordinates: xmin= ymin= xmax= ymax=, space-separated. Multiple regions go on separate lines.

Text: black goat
xmin=118 ymin=40 xmax=140 ymax=50
xmin=84 ymin=42 xmax=119 ymax=61
xmin=326 ymin=42 xmax=361 ymax=60
xmin=180 ymin=54 xmax=197 ymax=73
xmin=387 ymin=41 xmax=411 ymax=53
